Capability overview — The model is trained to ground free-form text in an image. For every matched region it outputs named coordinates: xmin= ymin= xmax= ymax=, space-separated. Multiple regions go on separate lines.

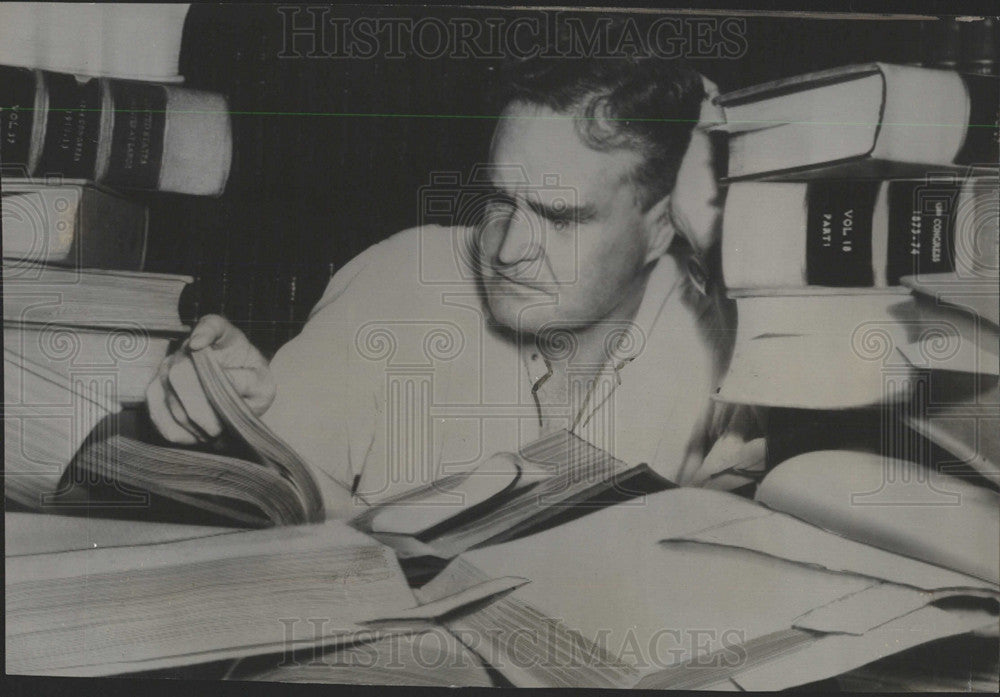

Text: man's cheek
xmin=546 ymin=237 xmax=582 ymax=285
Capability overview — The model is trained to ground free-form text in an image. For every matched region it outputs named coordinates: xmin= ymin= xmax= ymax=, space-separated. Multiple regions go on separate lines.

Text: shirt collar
xmin=612 ymin=252 xmax=686 ymax=365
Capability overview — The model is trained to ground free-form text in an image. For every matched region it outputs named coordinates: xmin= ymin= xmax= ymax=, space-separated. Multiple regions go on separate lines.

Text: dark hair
xmin=497 ymin=20 xmax=704 ymax=207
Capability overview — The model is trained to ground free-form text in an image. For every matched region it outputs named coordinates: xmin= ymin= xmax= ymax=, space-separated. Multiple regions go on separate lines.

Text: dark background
xmin=138 ymin=5 xmax=995 ymax=357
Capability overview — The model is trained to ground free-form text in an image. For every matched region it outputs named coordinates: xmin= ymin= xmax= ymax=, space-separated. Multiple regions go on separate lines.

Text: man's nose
xmin=495 ymin=211 xmax=542 ymax=268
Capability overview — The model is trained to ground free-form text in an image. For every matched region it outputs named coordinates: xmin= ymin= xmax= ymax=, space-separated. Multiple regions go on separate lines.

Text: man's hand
xmin=145 ymin=314 xmax=276 ymax=444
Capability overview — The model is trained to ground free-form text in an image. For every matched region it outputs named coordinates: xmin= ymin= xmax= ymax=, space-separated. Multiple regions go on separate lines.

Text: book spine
xmin=37 ymin=71 xmax=104 ymax=180
xmin=805 ymin=181 xmax=880 ymax=286
xmin=725 ymin=180 xmax=962 ymax=290
xmin=0 ymin=66 xmax=39 ymax=175
xmin=1 ymin=184 xmax=148 ymax=269
xmin=3 ymin=70 xmax=232 ymax=196
xmin=954 ymin=73 xmax=1000 ymax=165
xmin=99 ymin=80 xmax=169 ymax=191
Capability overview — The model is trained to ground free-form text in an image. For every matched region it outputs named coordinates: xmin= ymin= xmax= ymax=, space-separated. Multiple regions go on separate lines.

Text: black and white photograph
xmin=2 ymin=1 xmax=999 ymax=693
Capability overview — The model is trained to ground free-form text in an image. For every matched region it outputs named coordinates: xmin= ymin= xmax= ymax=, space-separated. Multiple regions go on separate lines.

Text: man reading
xmin=146 ymin=40 xmax=764 ymax=515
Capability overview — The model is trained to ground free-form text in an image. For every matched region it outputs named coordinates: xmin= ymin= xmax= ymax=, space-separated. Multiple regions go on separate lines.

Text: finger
xmin=168 ymin=358 xmax=224 ymax=438
xmin=189 ymin=314 xmax=243 ymax=351
xmin=225 ymin=366 xmax=277 ymax=415
xmin=158 ymin=354 xmax=207 ymax=441
xmin=145 ymin=372 xmax=198 ymax=445
xmin=164 ymin=386 xmax=210 ymax=442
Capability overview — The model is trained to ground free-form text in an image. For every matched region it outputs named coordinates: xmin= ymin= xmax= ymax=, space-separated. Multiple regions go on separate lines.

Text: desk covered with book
xmin=4 ymin=10 xmax=1000 ymax=688
xmin=5 ymin=437 xmax=999 ymax=688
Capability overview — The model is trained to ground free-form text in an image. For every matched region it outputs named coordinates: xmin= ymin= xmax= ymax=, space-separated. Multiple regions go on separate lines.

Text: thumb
xmin=189 ymin=315 xmax=237 ymax=351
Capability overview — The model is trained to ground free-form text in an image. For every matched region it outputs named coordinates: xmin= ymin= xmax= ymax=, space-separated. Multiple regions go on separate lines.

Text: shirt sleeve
xmin=261 ymin=244 xmax=383 ymax=517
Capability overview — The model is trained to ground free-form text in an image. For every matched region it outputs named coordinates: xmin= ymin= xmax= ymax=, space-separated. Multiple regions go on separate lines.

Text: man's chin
xmin=483 ymin=291 xmax=561 ymax=335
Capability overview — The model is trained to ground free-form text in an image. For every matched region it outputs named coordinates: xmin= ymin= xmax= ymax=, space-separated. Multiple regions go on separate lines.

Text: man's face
xmin=477 ymin=100 xmax=667 ymax=337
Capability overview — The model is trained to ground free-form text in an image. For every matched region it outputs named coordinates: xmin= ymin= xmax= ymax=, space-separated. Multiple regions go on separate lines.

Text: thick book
xmin=417 ymin=452 xmax=998 ymax=689
xmin=227 ymin=628 xmax=494 ymax=686
xmin=4 ymin=512 xmax=523 ymax=677
xmin=7 ymin=343 xmax=668 ymax=533
xmin=715 ymin=63 xmax=999 ymax=181
xmin=0 ymin=3 xmax=190 ymax=82
xmin=3 ymin=345 xmax=330 ymax=524
xmin=350 ymin=429 xmax=676 ymax=560
xmin=2 ymin=178 xmax=148 ymax=269
xmin=722 ymin=178 xmax=994 ymax=290
xmin=3 ymin=322 xmax=175 ymax=404
xmin=69 ymin=348 xmax=334 ymax=526
xmin=0 ymin=66 xmax=232 ymax=196
xmin=3 ymin=259 xmax=192 ymax=333
xmin=717 ymin=290 xmax=925 ymax=409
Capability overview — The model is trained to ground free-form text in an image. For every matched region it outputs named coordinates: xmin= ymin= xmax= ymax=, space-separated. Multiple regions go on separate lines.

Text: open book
xmin=5 ymin=512 xmax=526 ymax=677
xmin=13 ymin=345 xmax=669 ymax=538
xmin=8 ymin=348 xmax=335 ymax=525
xmin=417 ymin=450 xmax=999 ymax=690
xmin=350 ymin=429 xmax=676 ymax=560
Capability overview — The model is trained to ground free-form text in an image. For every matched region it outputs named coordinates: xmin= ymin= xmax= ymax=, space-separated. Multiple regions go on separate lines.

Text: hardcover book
xmin=2 ymin=178 xmax=148 ymax=269
xmin=0 ymin=66 xmax=232 ymax=196
xmin=715 ymin=63 xmax=999 ymax=181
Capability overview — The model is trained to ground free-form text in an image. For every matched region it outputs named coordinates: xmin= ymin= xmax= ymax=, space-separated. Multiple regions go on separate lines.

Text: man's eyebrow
xmin=523 ymin=196 xmax=598 ymax=222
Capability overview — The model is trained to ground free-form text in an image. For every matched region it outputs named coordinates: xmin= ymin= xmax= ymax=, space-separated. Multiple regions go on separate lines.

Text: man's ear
xmin=642 ymin=193 xmax=677 ymax=265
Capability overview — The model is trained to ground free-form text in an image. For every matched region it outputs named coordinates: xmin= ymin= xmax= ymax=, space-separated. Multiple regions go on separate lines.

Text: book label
xmin=886 ymin=180 xmax=958 ymax=284
xmin=104 ymin=81 xmax=168 ymax=190
xmin=39 ymin=73 xmax=102 ymax=180
xmin=806 ymin=181 xmax=879 ymax=286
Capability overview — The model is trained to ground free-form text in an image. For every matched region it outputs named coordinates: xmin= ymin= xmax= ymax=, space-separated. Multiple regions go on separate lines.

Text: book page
xmin=756 ymin=450 xmax=1000 ymax=584
xmin=666 ymin=511 xmax=998 ymax=592
xmin=189 ymin=348 xmax=340 ymax=521
xmin=5 ymin=511 xmax=239 ymax=557
xmin=364 ymin=451 xmax=521 ymax=535
xmin=425 ymin=489 xmax=879 ymax=683
xmin=228 ymin=629 xmax=494 ymax=686
xmin=732 ymin=604 xmax=998 ymax=691
xmin=6 ymin=520 xmax=417 ymax=676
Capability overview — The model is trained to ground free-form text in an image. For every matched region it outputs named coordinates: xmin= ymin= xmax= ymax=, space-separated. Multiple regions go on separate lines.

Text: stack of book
xmin=700 ymin=62 xmax=1000 ymax=686
xmin=1 ymin=7 xmax=234 ymax=511
xmin=709 ymin=62 xmax=999 ymax=418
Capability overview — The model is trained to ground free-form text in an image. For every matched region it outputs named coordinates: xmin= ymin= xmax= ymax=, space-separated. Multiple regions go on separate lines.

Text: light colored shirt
xmin=263 ymin=225 xmax=766 ymax=514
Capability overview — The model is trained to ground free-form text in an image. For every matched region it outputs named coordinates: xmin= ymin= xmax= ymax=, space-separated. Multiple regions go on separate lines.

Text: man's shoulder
xmin=308 ymin=225 xmax=480 ymax=318
xmin=345 ymin=224 xmax=476 ymax=285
